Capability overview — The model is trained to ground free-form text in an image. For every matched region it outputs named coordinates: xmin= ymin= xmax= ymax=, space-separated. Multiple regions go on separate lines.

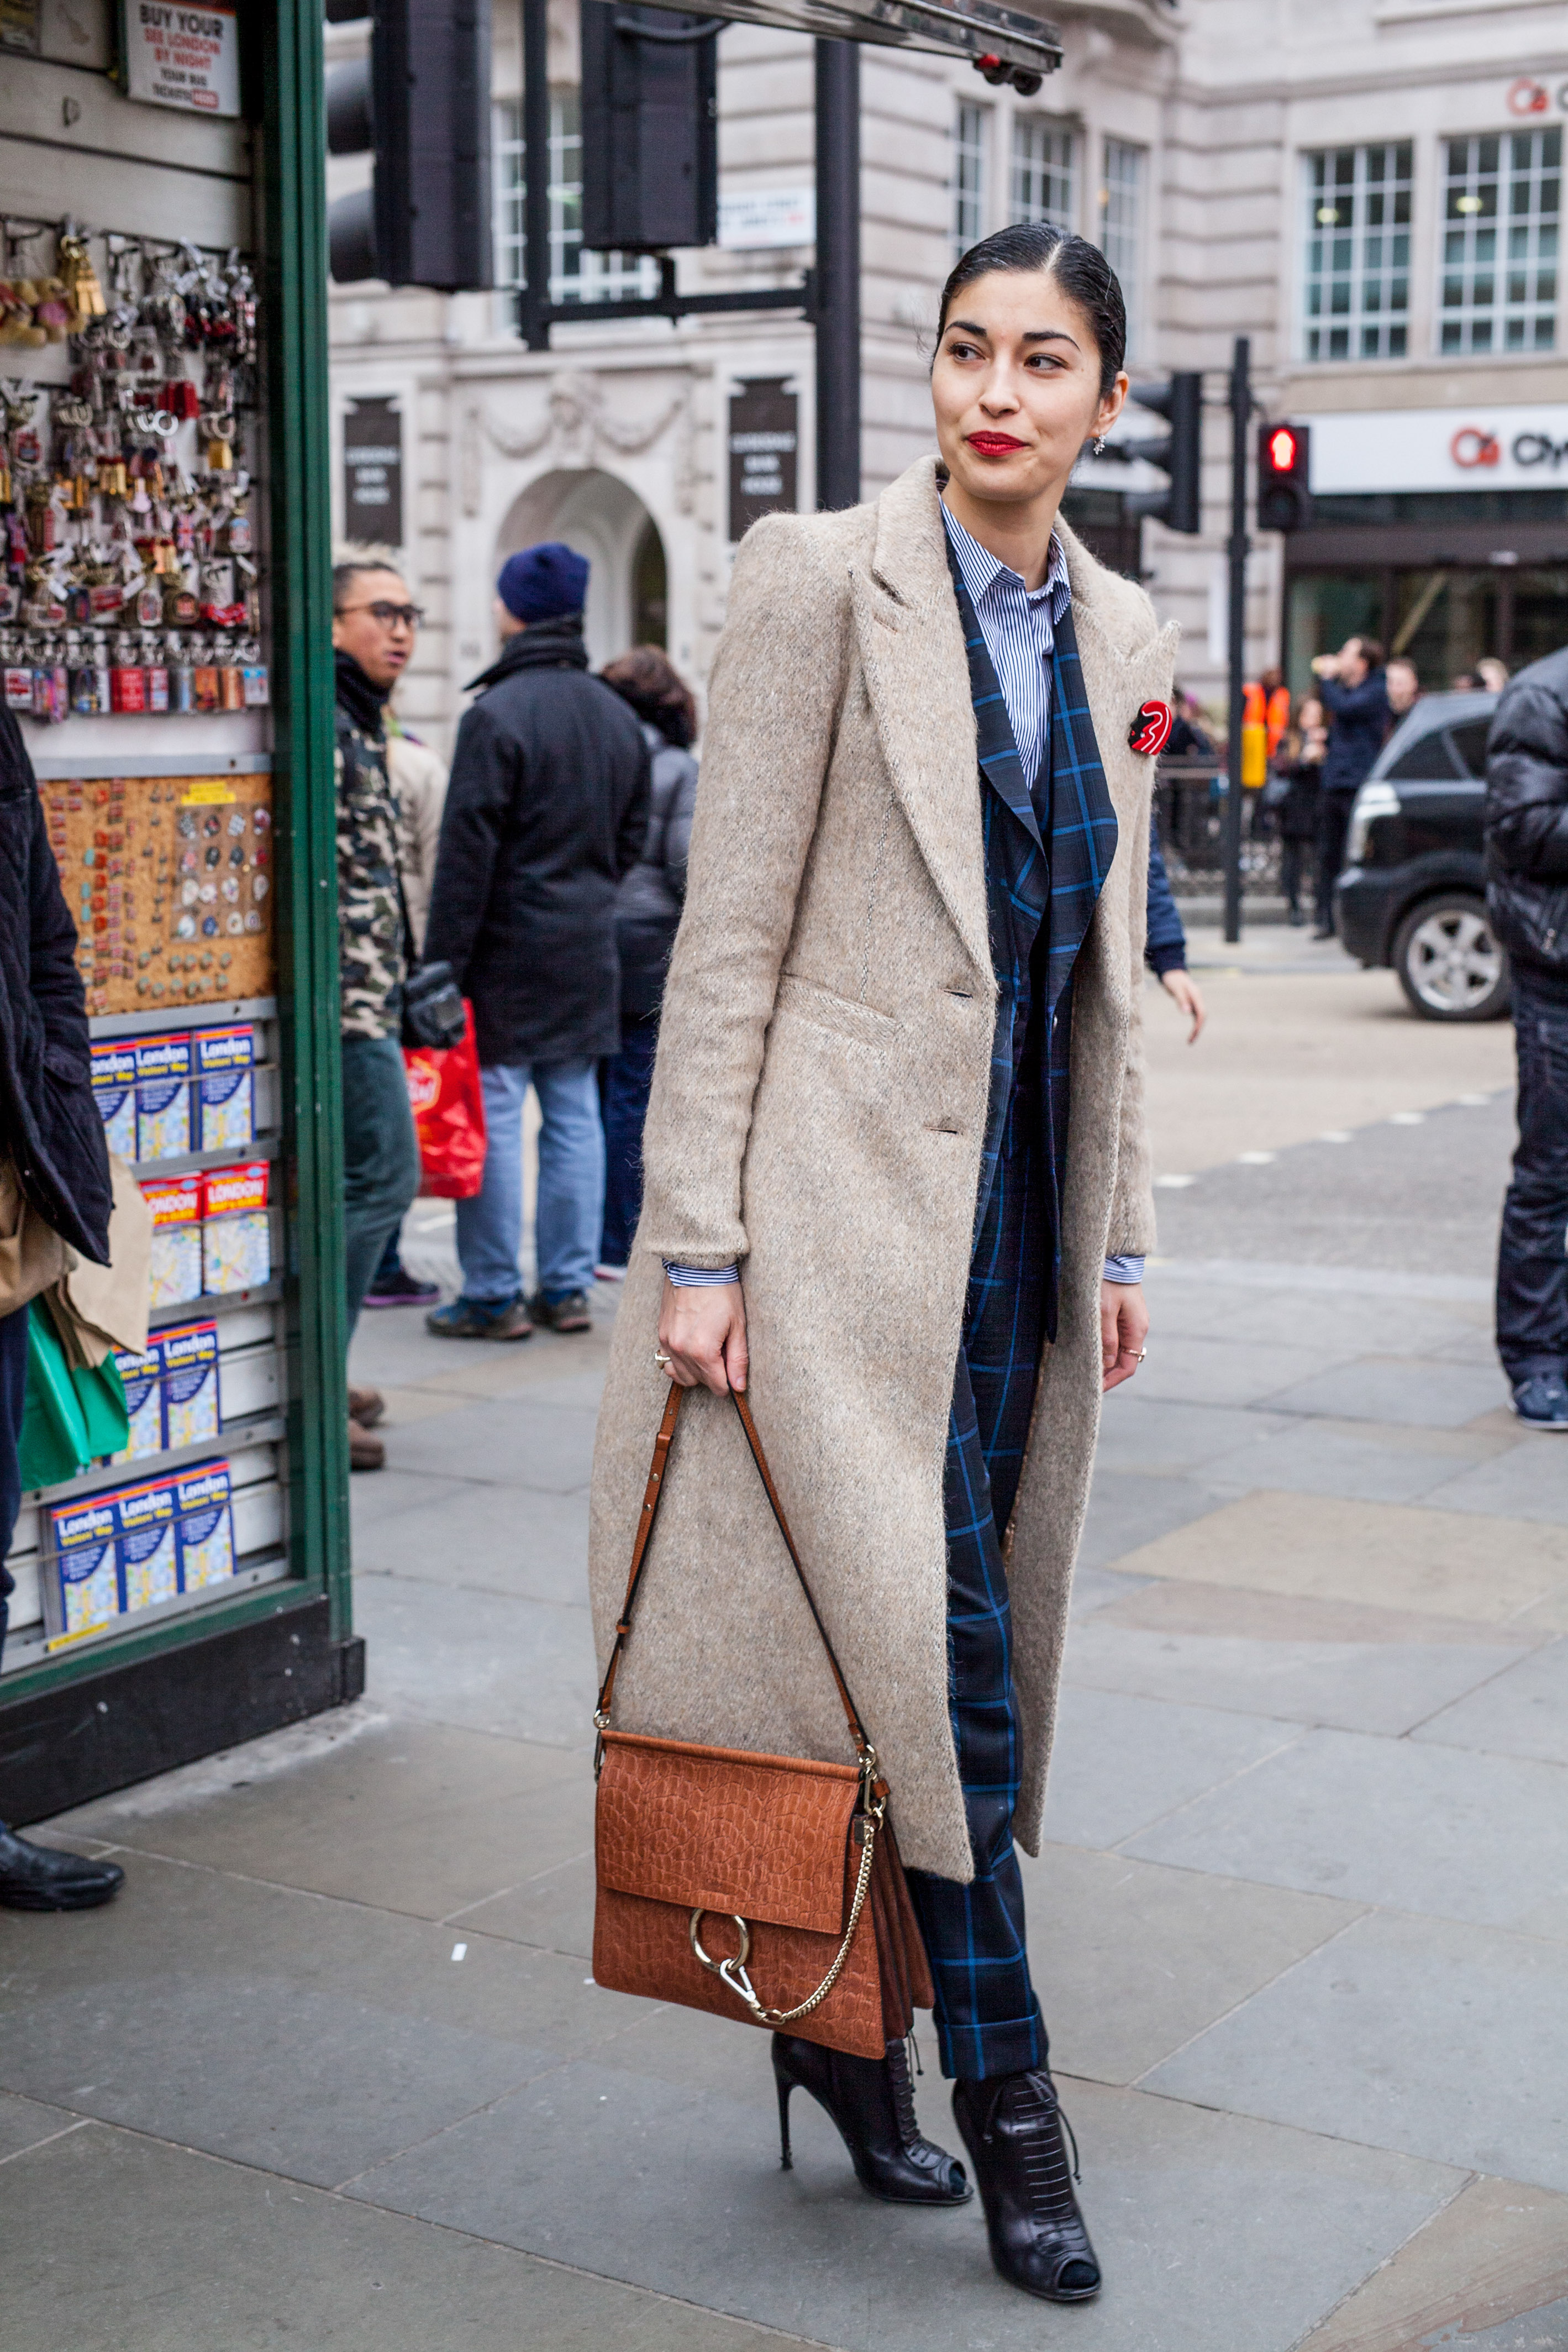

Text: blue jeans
xmin=456 ymin=1059 xmax=604 ymax=1305
xmin=342 ymin=1032 xmax=422 ymax=1338
xmin=599 ymin=1012 xmax=660 ymax=1268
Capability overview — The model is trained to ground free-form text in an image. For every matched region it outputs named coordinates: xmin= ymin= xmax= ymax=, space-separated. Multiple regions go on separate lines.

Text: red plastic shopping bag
xmin=403 ymin=1000 xmax=488 ymax=1199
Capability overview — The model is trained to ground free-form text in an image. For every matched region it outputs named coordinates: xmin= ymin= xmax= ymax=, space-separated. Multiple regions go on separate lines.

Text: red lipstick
xmin=966 ymin=431 xmax=1028 ymax=455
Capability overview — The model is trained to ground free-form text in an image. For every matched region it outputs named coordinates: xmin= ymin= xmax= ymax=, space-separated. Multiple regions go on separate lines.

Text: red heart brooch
xmin=1128 ymin=699 xmax=1174 ymax=757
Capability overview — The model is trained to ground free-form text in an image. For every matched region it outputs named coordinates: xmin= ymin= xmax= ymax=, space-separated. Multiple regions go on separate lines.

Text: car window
xmin=1448 ymin=715 xmax=1494 ymax=778
xmin=1384 ymin=726 xmax=1463 ymax=783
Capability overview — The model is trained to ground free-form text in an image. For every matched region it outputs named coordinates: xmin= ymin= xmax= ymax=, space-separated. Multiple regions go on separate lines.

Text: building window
xmin=1440 ymin=128 xmax=1560 ymax=354
xmin=1099 ymin=139 xmax=1144 ymax=344
xmin=493 ymin=91 xmax=659 ymax=324
xmin=954 ymin=101 xmax=989 ymax=255
xmin=1012 ymin=118 xmax=1076 ymax=233
xmin=1302 ymin=143 xmax=1412 ymax=362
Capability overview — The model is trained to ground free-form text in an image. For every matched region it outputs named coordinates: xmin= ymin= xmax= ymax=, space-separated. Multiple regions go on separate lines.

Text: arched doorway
xmin=494 ymin=468 xmax=666 ymax=668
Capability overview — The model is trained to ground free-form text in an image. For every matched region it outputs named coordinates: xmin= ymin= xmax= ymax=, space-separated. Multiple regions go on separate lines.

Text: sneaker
xmin=1511 ymin=1373 xmax=1568 ymax=1430
xmin=595 ymin=1262 xmax=628 ymax=1283
xmin=527 ymin=1287 xmax=593 ymax=1334
xmin=364 ymin=1266 xmax=441 ymax=1309
xmin=425 ymin=1294 xmax=535 ymax=1342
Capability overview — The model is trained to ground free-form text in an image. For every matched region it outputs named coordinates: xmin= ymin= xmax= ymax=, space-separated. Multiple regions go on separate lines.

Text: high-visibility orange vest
xmin=1265 ymin=685 xmax=1290 ymax=754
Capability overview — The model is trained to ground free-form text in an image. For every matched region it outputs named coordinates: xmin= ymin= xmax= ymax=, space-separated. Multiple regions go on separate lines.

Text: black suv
xmin=1335 ymin=691 xmax=1510 ymax=1023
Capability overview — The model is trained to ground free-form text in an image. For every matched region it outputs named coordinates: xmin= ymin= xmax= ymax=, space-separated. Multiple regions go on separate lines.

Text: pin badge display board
xmin=38 ymin=769 xmax=275 ymax=1016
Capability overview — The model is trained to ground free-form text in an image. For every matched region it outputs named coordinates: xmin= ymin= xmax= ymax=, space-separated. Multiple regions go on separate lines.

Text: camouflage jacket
xmin=335 ymin=707 xmax=407 ymax=1041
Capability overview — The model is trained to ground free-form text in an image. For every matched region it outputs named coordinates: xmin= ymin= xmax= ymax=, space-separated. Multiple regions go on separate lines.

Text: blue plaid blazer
xmin=946 ymin=547 xmax=1120 ymax=1336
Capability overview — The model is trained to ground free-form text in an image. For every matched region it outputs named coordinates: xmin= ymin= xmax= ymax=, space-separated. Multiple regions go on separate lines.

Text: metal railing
xmin=1156 ymin=762 xmax=1282 ymax=898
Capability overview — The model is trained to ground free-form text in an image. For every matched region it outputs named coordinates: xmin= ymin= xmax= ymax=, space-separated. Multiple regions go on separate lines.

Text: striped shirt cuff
xmin=664 ymin=1262 xmax=741 ymax=1286
xmin=1103 ymin=1255 xmax=1146 ymax=1284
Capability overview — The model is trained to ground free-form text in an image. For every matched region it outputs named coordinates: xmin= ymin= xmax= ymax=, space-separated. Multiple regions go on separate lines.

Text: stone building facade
xmin=327 ymin=0 xmax=1568 ymax=750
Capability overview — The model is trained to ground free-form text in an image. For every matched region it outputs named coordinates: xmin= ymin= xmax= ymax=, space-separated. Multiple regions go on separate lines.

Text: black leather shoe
xmin=773 ymin=2034 xmax=971 ymax=2204
xmin=953 ymin=2068 xmax=1101 ymax=2301
xmin=0 ymin=1823 xmax=125 ymax=1912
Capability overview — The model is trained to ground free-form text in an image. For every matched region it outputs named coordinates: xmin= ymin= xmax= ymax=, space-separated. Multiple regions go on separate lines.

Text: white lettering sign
xmin=718 ymin=188 xmax=815 ymax=251
xmin=122 ymin=0 xmax=240 ymax=117
xmin=1306 ymin=404 xmax=1568 ymax=495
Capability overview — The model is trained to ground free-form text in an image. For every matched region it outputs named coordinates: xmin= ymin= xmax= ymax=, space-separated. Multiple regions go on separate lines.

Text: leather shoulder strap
xmin=595 ymin=1382 xmax=872 ymax=1766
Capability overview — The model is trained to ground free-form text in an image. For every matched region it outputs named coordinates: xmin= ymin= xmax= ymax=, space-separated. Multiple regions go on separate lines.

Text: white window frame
xmin=1011 ymin=116 xmax=1076 ymax=234
xmin=1439 ymin=127 xmax=1560 ymax=356
xmin=953 ymin=99 xmax=990 ymax=256
xmin=1299 ymin=141 xmax=1413 ymax=365
xmin=1099 ymin=136 xmax=1144 ymax=355
xmin=492 ymin=90 xmax=659 ymax=330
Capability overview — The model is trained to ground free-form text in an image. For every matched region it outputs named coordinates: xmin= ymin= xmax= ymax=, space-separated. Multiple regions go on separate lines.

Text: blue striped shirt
xmin=666 ymin=503 xmax=1141 ymax=1290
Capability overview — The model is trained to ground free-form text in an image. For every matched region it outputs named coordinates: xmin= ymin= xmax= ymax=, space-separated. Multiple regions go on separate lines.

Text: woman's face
xmin=932 ymin=268 xmax=1128 ymax=512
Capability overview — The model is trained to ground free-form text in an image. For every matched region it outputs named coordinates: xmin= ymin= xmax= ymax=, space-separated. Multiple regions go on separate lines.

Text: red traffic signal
xmin=1257 ymin=419 xmax=1312 ymax=532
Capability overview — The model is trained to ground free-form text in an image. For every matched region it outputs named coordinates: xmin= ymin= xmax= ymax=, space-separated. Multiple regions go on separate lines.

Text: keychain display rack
xmin=0 ymin=8 xmax=356 ymax=1824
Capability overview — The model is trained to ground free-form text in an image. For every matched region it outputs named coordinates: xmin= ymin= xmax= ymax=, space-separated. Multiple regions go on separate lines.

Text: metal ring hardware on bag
xmin=596 ymin=1380 xmax=885 ymax=2029
xmin=685 ymin=1765 xmax=886 ymax=2028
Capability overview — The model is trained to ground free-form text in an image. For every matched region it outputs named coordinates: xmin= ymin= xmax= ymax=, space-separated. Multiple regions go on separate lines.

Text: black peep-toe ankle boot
xmin=772 ymin=2033 xmax=971 ymax=2205
xmin=953 ymin=2067 xmax=1101 ymax=2301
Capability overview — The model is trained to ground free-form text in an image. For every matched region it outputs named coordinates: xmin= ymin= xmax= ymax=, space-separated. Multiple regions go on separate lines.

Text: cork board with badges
xmin=39 ymin=775 xmax=275 ymax=1017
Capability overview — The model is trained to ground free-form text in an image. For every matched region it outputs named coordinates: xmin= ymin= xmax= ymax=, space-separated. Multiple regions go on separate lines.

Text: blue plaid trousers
xmin=905 ymin=986 xmax=1050 ymax=2084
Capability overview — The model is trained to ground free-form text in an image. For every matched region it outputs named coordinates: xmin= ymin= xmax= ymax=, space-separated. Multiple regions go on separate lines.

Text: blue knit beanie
xmin=496 ymin=541 xmax=590 ymax=623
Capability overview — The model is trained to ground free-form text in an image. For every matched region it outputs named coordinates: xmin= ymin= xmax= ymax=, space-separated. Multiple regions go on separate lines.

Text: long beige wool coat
xmin=588 ymin=453 xmax=1176 ymax=1885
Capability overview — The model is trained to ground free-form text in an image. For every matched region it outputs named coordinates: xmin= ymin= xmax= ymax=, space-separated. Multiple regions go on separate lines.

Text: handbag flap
xmin=597 ymin=1731 xmax=860 ymax=1936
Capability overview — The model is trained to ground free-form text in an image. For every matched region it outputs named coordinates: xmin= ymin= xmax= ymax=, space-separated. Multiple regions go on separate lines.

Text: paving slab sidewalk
xmin=6 ymin=1020 xmax=1566 ymax=2348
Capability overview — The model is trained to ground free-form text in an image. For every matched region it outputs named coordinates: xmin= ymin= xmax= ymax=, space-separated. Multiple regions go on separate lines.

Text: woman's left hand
xmin=1160 ymin=967 xmax=1206 ymax=1043
xmin=1101 ymin=1280 xmax=1149 ymax=1392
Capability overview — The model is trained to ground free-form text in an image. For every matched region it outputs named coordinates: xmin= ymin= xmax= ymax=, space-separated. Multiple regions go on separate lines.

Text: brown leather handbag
xmin=592 ymin=1382 xmax=934 ymax=2060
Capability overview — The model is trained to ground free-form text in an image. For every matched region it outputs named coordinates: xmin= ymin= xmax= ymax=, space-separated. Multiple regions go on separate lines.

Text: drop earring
xmin=1091 ymin=434 xmax=1106 ymax=455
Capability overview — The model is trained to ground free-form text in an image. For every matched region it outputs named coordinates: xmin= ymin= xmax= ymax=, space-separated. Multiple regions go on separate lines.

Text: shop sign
xmin=718 ymin=189 xmax=815 ymax=250
xmin=728 ymin=378 xmax=798 ymax=540
xmin=1306 ymin=405 xmax=1568 ymax=496
xmin=120 ymin=1 xmax=240 ymax=118
xmin=342 ymin=397 xmax=403 ymax=547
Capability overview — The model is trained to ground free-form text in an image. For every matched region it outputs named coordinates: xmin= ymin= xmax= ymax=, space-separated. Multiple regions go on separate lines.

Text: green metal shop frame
xmin=0 ymin=2 xmax=355 ymax=1821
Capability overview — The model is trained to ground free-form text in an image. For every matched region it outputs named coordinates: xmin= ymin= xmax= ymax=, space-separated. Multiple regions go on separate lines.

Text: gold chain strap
xmin=689 ymin=1784 xmax=885 ymax=2029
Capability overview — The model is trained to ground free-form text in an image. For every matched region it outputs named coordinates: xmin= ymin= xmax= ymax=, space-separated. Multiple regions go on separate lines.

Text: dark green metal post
xmin=261 ymin=0 xmax=353 ymax=1637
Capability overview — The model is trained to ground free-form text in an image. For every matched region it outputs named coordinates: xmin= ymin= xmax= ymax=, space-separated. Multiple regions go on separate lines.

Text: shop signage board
xmin=1306 ymin=405 xmax=1568 ymax=496
xmin=119 ymin=0 xmax=241 ymax=117
xmin=728 ymin=379 xmax=799 ymax=540
xmin=342 ymin=398 xmax=404 ymax=548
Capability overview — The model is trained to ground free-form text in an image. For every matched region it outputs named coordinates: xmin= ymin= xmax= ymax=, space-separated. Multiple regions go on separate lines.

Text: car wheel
xmin=1392 ymin=895 xmax=1512 ymax=1022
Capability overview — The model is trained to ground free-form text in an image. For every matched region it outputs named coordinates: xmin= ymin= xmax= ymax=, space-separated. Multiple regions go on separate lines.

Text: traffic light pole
xmin=1223 ymin=336 xmax=1250 ymax=946
xmin=814 ymin=38 xmax=861 ymax=510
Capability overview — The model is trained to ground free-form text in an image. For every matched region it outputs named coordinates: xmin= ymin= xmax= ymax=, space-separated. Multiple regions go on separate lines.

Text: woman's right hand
xmin=659 ymin=1277 xmax=749 ymax=1395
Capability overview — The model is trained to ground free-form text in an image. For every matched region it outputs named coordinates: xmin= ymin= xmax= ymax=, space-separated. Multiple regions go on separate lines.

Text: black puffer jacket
xmin=0 ymin=708 xmax=111 ymax=1263
xmin=424 ymin=621 xmax=652 ymax=1065
xmin=1484 ymin=645 xmax=1568 ymax=981
xmin=615 ymin=722 xmax=698 ymax=1024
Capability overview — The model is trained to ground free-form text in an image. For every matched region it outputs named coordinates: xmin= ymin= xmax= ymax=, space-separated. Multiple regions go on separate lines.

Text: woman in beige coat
xmin=588 ymin=222 xmax=1174 ymax=2301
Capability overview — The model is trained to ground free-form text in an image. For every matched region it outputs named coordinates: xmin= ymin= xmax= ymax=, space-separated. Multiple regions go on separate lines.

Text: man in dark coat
xmin=424 ymin=543 xmax=650 ymax=1338
xmin=1484 ymin=644 xmax=1568 ymax=1430
xmin=1309 ymin=636 xmax=1392 ymax=937
xmin=0 ymin=705 xmax=124 ymax=1912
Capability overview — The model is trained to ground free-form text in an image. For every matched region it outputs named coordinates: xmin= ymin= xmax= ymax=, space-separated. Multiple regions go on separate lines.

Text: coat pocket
xmin=774 ymin=972 xmax=899 ymax=1047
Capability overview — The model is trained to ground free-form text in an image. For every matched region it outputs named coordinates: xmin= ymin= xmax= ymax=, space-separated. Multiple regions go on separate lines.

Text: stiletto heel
xmin=770 ymin=2033 xmax=970 ymax=2205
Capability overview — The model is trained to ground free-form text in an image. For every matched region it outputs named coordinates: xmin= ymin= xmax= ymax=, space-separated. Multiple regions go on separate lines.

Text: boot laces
xmin=886 ymin=2036 xmax=923 ymax=2154
xmin=993 ymin=2072 xmax=1082 ymax=2203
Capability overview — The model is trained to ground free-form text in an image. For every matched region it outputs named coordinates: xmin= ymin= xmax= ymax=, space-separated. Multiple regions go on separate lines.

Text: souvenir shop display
xmin=1 ymin=223 xmax=269 ymax=724
xmin=38 ymin=771 xmax=273 ymax=1017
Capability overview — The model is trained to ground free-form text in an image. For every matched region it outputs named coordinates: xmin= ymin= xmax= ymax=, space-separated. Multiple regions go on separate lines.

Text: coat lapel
xmin=852 ymin=459 xmax=991 ymax=977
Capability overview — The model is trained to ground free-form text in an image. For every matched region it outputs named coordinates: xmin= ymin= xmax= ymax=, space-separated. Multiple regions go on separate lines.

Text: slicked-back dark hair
xmin=936 ymin=223 xmax=1127 ymax=397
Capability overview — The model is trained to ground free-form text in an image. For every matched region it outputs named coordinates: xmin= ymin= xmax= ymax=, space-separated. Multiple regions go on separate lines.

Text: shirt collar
xmin=941 ymin=501 xmax=1072 ymax=620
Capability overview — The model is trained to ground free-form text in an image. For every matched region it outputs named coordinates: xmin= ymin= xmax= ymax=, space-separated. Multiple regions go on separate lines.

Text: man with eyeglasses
xmin=332 ymin=559 xmax=428 ymax=1468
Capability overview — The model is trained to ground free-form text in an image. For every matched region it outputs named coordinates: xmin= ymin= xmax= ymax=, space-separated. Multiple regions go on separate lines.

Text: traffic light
xmin=1110 ymin=374 xmax=1202 ymax=534
xmin=1257 ymin=421 xmax=1312 ymax=532
xmin=326 ymin=0 xmax=493 ymax=292
xmin=580 ymin=3 xmax=718 ymax=254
